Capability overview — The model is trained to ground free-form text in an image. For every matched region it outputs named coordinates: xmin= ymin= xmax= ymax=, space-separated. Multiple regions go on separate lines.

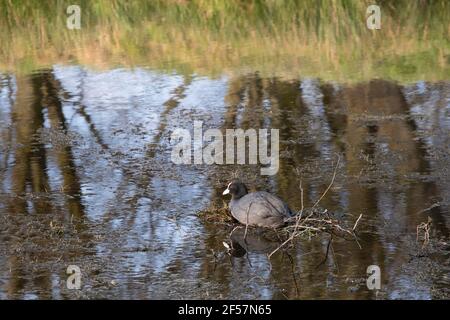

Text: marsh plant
xmin=0 ymin=0 xmax=448 ymax=81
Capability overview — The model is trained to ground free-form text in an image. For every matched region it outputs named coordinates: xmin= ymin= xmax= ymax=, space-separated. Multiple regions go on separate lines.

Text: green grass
xmin=1 ymin=0 xmax=449 ymax=82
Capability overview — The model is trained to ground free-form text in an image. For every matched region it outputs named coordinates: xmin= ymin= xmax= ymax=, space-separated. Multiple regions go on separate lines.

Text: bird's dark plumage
xmin=223 ymin=180 xmax=292 ymax=228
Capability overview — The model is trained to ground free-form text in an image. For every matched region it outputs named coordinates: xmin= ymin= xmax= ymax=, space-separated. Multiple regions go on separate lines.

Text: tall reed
xmin=1 ymin=0 xmax=449 ymax=81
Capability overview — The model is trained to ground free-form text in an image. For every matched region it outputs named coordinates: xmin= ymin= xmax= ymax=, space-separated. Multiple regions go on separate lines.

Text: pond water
xmin=0 ymin=67 xmax=449 ymax=299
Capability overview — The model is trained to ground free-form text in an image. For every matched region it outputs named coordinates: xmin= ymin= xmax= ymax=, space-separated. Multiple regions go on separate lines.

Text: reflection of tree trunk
xmin=115 ymin=75 xmax=194 ymax=234
xmin=7 ymin=73 xmax=53 ymax=298
xmin=0 ymin=75 xmax=14 ymax=174
xmin=341 ymin=80 xmax=446 ymax=229
xmin=10 ymin=74 xmax=50 ymax=213
xmin=321 ymin=83 xmax=347 ymax=153
xmin=5 ymin=69 xmax=96 ymax=298
xmin=10 ymin=75 xmax=32 ymax=213
xmin=240 ymin=73 xmax=265 ymax=129
xmin=37 ymin=70 xmax=85 ymax=219
xmin=223 ymin=76 xmax=245 ymax=128
xmin=202 ymin=75 xmax=448 ymax=298
xmin=147 ymin=74 xmax=193 ymax=158
xmin=342 ymin=80 xmax=428 ymax=175
xmin=6 ymin=256 xmax=26 ymax=299
xmin=50 ymin=70 xmax=110 ymax=150
xmin=29 ymin=73 xmax=52 ymax=213
xmin=266 ymin=77 xmax=314 ymax=209
xmin=333 ymin=80 xmax=446 ymax=283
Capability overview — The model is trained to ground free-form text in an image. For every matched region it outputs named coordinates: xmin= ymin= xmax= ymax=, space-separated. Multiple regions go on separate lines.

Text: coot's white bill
xmin=222 ymin=182 xmax=232 ymax=195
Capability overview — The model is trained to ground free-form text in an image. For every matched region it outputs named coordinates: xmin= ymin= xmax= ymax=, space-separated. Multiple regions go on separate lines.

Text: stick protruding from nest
xmin=269 ymin=154 xmax=362 ymax=259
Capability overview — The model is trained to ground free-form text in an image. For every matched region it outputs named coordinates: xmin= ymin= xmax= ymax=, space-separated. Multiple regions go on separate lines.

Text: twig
xmin=353 ymin=234 xmax=362 ymax=250
xmin=294 ymin=168 xmax=304 ymax=220
xmin=270 ymin=211 xmax=358 ymax=259
xmin=268 ymin=232 xmax=294 ymax=259
xmin=417 ymin=203 xmax=440 ymax=214
xmin=416 ymin=216 xmax=432 ymax=248
xmin=352 ymin=214 xmax=363 ymax=231
xmin=286 ymin=251 xmax=300 ymax=297
xmin=268 ymin=169 xmax=311 ymax=259
xmin=268 ymin=176 xmax=309 ymax=259
xmin=312 ymin=154 xmax=340 ymax=209
xmin=261 ymin=158 xmax=362 ymax=261
xmin=317 ymin=235 xmax=333 ymax=267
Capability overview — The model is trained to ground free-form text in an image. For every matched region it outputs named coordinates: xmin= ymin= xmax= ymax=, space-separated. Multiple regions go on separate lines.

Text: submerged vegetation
xmin=1 ymin=0 xmax=449 ymax=81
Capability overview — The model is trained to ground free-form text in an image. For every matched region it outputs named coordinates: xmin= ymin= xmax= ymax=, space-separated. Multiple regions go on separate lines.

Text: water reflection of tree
xmin=2 ymin=70 xmax=90 ymax=298
xmin=204 ymin=74 xmax=448 ymax=299
xmin=1 ymin=69 xmax=448 ymax=299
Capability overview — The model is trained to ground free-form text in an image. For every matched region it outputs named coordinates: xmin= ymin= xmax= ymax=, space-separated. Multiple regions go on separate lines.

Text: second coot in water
xmin=222 ymin=180 xmax=293 ymax=228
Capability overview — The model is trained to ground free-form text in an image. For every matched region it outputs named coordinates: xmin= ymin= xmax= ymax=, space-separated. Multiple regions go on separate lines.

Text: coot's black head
xmin=222 ymin=180 xmax=248 ymax=200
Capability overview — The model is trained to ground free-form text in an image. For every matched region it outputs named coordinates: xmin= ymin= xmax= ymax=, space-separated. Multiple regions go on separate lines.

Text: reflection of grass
xmin=1 ymin=0 xmax=449 ymax=82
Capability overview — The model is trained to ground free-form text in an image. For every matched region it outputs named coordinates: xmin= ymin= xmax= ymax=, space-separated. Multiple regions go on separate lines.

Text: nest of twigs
xmin=284 ymin=207 xmax=360 ymax=240
xmin=198 ymin=204 xmax=362 ymax=260
xmin=267 ymin=206 xmax=362 ymax=258
xmin=199 ymin=155 xmax=364 ymax=259
xmin=197 ymin=202 xmax=234 ymax=224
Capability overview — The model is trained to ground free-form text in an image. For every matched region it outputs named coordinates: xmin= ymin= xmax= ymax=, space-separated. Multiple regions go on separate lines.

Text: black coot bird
xmin=222 ymin=180 xmax=292 ymax=228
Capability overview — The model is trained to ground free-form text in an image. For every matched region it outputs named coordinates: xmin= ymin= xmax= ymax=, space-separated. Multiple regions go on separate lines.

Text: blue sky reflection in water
xmin=0 ymin=66 xmax=449 ymax=299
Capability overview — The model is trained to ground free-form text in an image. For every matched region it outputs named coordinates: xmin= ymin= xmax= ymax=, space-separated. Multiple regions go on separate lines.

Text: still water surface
xmin=0 ymin=67 xmax=449 ymax=299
